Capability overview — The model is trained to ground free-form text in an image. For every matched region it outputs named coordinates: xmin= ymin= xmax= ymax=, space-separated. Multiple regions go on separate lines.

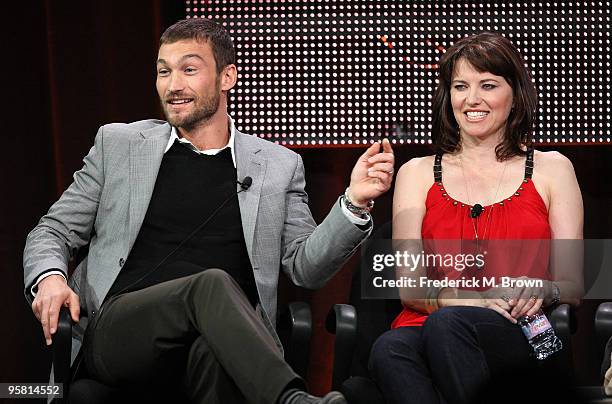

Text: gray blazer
xmin=23 ymin=119 xmax=370 ymax=364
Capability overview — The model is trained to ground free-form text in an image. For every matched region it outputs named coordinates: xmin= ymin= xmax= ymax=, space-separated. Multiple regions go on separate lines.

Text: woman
xmin=368 ymin=32 xmax=583 ymax=404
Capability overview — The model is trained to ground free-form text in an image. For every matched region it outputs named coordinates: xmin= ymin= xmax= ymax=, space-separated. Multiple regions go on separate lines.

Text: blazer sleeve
xmin=22 ymin=126 xmax=106 ymax=304
xmin=280 ymin=153 xmax=371 ymax=289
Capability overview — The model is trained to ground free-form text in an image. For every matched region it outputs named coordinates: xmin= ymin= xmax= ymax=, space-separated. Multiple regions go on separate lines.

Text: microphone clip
xmin=238 ymin=176 xmax=253 ymax=191
xmin=470 ymin=203 xmax=484 ymax=218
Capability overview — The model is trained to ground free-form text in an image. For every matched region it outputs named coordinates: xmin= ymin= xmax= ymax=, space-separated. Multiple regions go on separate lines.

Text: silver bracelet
xmin=342 ymin=188 xmax=374 ymax=216
xmin=550 ymin=282 xmax=560 ymax=306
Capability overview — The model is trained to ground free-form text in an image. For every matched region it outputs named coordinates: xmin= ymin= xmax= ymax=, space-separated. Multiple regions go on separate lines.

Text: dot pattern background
xmin=187 ymin=1 xmax=611 ymax=147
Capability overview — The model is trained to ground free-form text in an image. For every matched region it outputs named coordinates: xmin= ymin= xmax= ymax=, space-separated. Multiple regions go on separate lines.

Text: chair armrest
xmin=549 ymin=303 xmax=576 ymax=377
xmin=549 ymin=303 xmax=576 ymax=340
xmin=278 ymin=302 xmax=312 ymax=379
xmin=326 ymin=304 xmax=357 ymax=390
xmin=596 ymin=302 xmax=612 ymax=343
xmin=51 ymin=306 xmax=72 ymax=403
xmin=52 ymin=306 xmax=73 ymax=383
xmin=596 ymin=302 xmax=612 ymax=380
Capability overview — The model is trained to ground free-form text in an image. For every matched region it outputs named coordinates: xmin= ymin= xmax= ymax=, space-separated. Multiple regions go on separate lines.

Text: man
xmin=23 ymin=18 xmax=394 ymax=404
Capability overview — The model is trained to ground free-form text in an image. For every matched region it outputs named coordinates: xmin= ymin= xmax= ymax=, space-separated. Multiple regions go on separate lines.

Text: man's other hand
xmin=32 ymin=275 xmax=80 ymax=345
xmin=347 ymin=138 xmax=395 ymax=206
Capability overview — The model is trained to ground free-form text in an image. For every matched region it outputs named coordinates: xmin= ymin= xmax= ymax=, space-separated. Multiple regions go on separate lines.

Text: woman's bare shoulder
xmin=397 ymin=155 xmax=436 ymax=177
xmin=534 ymin=150 xmax=575 ymax=173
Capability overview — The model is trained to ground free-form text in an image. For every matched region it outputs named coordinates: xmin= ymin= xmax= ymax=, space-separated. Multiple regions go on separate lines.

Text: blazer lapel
xmin=127 ymin=123 xmax=171 ymax=251
xmin=235 ymin=131 xmax=265 ymax=261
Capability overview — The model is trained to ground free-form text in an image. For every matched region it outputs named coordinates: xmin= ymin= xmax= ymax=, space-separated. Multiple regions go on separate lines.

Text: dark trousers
xmin=82 ymin=268 xmax=300 ymax=404
xmin=368 ymin=306 xmax=536 ymax=404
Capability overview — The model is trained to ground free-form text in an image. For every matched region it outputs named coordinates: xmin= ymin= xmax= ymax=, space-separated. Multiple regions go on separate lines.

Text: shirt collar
xmin=164 ymin=115 xmax=237 ymax=168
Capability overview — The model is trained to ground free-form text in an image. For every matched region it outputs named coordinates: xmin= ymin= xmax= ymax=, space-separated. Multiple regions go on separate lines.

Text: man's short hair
xmin=160 ymin=18 xmax=236 ymax=74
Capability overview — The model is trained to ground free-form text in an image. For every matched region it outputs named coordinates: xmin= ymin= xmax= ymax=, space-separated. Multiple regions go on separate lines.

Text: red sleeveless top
xmin=391 ymin=150 xmax=551 ymax=328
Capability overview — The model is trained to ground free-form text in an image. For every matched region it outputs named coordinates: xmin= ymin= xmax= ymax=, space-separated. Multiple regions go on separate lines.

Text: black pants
xmin=82 ymin=268 xmax=300 ymax=404
xmin=368 ymin=306 xmax=538 ymax=404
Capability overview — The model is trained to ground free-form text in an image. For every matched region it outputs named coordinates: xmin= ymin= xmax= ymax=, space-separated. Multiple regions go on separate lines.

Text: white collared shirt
xmin=165 ymin=116 xmax=237 ymax=167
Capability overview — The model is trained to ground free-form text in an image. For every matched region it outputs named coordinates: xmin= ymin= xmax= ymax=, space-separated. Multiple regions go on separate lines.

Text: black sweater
xmin=107 ymin=141 xmax=257 ymax=305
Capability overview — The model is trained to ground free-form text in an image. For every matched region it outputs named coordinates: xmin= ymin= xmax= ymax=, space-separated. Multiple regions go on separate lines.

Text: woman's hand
xmin=506 ymin=277 xmax=547 ymax=318
xmin=438 ymin=288 xmax=517 ymax=323
xmin=481 ymin=277 xmax=547 ymax=320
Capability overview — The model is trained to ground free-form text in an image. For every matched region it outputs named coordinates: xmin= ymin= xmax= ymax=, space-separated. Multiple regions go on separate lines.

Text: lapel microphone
xmin=470 ymin=203 xmax=484 ymax=218
xmin=238 ymin=176 xmax=253 ymax=191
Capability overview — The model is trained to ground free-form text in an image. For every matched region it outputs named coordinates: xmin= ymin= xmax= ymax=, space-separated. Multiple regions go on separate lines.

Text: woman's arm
xmin=392 ymin=157 xmax=431 ymax=313
xmin=511 ymin=151 xmax=584 ymax=318
xmin=543 ymin=152 xmax=584 ymax=308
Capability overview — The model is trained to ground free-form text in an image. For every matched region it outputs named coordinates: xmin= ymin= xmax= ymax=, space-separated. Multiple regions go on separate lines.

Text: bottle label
xmin=520 ymin=313 xmax=552 ymax=340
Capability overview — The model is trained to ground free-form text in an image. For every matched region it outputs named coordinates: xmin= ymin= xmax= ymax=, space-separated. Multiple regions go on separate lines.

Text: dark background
xmin=2 ymin=1 xmax=610 ymax=402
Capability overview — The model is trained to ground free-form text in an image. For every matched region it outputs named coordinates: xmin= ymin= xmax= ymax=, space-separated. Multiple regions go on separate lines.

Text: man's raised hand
xmin=347 ymin=138 xmax=395 ymax=206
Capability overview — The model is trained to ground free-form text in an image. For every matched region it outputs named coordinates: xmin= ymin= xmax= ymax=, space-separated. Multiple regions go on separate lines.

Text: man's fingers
xmin=32 ymin=300 xmax=41 ymax=321
xmin=40 ymin=298 xmax=52 ymax=345
xmin=367 ymin=170 xmax=392 ymax=182
xmin=32 ymin=278 xmax=78 ymax=345
xmin=367 ymin=153 xmax=395 ymax=164
xmin=48 ymin=301 xmax=60 ymax=337
xmin=381 ymin=138 xmax=394 ymax=154
xmin=362 ymin=142 xmax=381 ymax=159
xmin=368 ymin=162 xmax=394 ymax=173
xmin=68 ymin=293 xmax=80 ymax=323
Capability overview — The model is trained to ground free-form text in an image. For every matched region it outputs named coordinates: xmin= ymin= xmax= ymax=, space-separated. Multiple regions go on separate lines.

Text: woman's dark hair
xmin=431 ymin=32 xmax=538 ymax=161
xmin=160 ymin=18 xmax=236 ymax=74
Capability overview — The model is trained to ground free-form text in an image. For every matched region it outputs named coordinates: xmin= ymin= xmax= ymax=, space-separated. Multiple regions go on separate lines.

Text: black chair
xmin=595 ymin=302 xmax=612 ymax=402
xmin=577 ymin=302 xmax=612 ymax=403
xmin=325 ymin=221 xmax=401 ymax=403
xmin=595 ymin=302 xmax=612 ymax=404
xmin=596 ymin=302 xmax=612 ymax=376
xmin=52 ymin=302 xmax=312 ymax=404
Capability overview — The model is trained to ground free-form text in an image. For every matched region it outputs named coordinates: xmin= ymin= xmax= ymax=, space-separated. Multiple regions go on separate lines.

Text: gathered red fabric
xmin=392 ymin=153 xmax=551 ymax=328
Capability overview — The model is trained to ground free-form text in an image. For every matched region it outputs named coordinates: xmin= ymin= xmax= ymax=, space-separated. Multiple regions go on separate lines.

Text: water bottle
xmin=517 ymin=310 xmax=563 ymax=360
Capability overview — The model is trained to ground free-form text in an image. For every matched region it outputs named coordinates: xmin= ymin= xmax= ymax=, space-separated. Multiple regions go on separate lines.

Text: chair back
xmin=348 ymin=221 xmax=401 ymax=377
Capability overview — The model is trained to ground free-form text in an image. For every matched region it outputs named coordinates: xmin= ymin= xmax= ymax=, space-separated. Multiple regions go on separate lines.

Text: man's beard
xmin=161 ymin=81 xmax=221 ymax=130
